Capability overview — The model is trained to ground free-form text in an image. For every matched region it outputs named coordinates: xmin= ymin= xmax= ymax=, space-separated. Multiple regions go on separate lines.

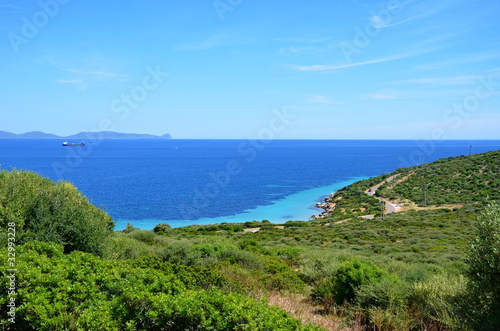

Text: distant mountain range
xmin=0 ymin=131 xmax=172 ymax=140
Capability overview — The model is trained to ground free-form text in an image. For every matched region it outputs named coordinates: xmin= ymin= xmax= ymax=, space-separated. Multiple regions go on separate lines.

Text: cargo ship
xmin=62 ymin=142 xmax=85 ymax=147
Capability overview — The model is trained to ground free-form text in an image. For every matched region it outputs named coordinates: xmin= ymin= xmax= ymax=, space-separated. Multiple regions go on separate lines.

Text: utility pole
xmin=422 ymin=184 xmax=427 ymax=207
xmin=380 ymin=200 xmax=385 ymax=220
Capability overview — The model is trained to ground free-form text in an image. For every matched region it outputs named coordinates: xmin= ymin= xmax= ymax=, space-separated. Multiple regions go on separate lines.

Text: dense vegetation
xmin=0 ymin=170 xmax=114 ymax=255
xmin=378 ymin=151 xmax=500 ymax=206
xmin=0 ymin=242 xmax=318 ymax=330
xmin=1 ymin=151 xmax=499 ymax=330
xmin=318 ymin=150 xmax=500 ymax=221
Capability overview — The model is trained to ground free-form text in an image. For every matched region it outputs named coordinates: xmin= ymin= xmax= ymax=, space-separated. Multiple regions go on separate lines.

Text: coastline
xmin=311 ymin=196 xmax=337 ymax=219
xmin=115 ymin=177 xmax=367 ymax=230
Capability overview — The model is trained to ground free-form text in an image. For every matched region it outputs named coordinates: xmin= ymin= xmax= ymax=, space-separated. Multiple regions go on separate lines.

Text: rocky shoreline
xmin=311 ymin=194 xmax=337 ymax=219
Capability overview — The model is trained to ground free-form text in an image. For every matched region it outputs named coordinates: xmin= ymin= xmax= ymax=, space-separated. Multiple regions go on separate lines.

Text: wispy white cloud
xmin=175 ymin=34 xmax=228 ymax=51
xmin=56 ymin=78 xmax=89 ymax=90
xmin=273 ymin=36 xmax=338 ymax=57
xmin=56 ymin=69 xmax=128 ymax=89
xmin=46 ymin=57 xmax=129 ymax=82
xmin=394 ymin=75 xmax=485 ymax=86
xmin=367 ymin=92 xmax=399 ymax=100
xmin=278 ymin=46 xmax=318 ymax=55
xmin=274 ymin=37 xmax=330 ymax=44
xmin=65 ymin=69 xmax=128 ymax=80
xmin=294 ymin=31 xmax=452 ymax=73
xmin=308 ymin=95 xmax=341 ymax=104
xmin=56 ymin=79 xmax=84 ymax=84
xmin=365 ymin=88 xmax=476 ymax=100
xmin=369 ymin=0 xmax=441 ymax=29
xmin=53 ymin=65 xmax=128 ymax=90
xmin=295 ymin=54 xmax=408 ymax=72
xmin=0 ymin=4 xmax=23 ymax=13
xmin=369 ymin=13 xmax=420 ymax=29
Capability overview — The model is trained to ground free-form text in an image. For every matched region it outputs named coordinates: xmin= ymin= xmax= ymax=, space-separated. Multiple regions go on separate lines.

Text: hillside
xmin=316 ymin=150 xmax=500 ymax=221
xmin=1 ymin=151 xmax=499 ymax=330
xmin=0 ymin=130 xmax=172 ymax=139
xmin=378 ymin=151 xmax=500 ymax=206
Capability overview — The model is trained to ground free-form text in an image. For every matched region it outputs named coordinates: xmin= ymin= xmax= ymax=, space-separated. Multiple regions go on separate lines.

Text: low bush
xmin=126 ymin=229 xmax=157 ymax=245
xmin=356 ymin=276 xmax=408 ymax=310
xmin=158 ymin=241 xmax=202 ymax=266
xmin=408 ymin=274 xmax=465 ymax=329
xmin=153 ymin=222 xmax=171 ymax=234
xmin=102 ymin=233 xmax=154 ymax=260
xmin=298 ymin=250 xmax=342 ymax=285
xmin=311 ymin=258 xmax=389 ymax=310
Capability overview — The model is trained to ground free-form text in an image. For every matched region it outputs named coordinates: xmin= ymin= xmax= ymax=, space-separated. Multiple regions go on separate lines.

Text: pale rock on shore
xmin=311 ymin=195 xmax=337 ymax=219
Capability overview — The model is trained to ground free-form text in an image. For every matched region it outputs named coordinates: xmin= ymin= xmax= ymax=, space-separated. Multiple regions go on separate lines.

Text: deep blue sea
xmin=1 ymin=139 xmax=498 ymax=230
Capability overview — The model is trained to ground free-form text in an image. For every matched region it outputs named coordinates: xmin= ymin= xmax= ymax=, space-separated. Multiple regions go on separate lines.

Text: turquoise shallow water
xmin=114 ymin=177 xmax=366 ymax=230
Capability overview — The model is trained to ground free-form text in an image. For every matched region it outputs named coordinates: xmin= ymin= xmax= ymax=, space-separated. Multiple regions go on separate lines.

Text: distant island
xmin=0 ymin=130 xmax=172 ymax=140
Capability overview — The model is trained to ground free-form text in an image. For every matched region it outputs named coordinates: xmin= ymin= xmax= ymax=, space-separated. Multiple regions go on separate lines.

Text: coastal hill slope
xmin=0 ymin=130 xmax=172 ymax=139
xmin=316 ymin=150 xmax=500 ymax=221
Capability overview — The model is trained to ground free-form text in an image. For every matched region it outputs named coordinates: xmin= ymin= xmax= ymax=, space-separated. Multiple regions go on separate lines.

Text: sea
xmin=1 ymin=139 xmax=498 ymax=230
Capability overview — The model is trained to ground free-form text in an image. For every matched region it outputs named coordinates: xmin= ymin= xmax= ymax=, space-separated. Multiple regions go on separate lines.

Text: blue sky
xmin=1 ymin=0 xmax=499 ymax=139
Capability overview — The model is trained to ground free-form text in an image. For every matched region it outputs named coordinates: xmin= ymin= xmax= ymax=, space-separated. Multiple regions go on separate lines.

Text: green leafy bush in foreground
xmin=0 ymin=170 xmax=114 ymax=255
xmin=0 ymin=241 xmax=320 ymax=330
xmin=462 ymin=202 xmax=500 ymax=331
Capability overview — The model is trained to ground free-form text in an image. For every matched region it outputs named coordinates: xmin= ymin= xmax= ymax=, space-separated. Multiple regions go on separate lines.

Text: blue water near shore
xmin=1 ymin=139 xmax=498 ymax=230
xmin=121 ymin=178 xmax=366 ymax=230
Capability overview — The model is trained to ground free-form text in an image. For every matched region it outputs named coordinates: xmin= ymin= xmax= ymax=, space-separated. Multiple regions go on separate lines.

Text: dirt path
xmin=267 ymin=292 xmax=345 ymax=330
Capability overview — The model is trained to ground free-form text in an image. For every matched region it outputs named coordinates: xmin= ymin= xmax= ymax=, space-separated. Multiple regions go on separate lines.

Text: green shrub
xmin=311 ymin=258 xmax=388 ymax=308
xmin=365 ymin=306 xmax=415 ymax=331
xmin=463 ymin=202 xmax=500 ymax=330
xmin=0 ymin=170 xmax=113 ymax=255
xmin=126 ymin=229 xmax=157 ymax=245
xmin=102 ymin=234 xmax=154 ymax=260
xmin=112 ymin=289 xmax=321 ymax=330
xmin=238 ymin=238 xmax=260 ymax=250
xmin=357 ymin=277 xmax=415 ymax=331
xmin=298 ymin=250 xmax=342 ymax=285
xmin=153 ymin=222 xmax=171 ymax=234
xmin=408 ymin=274 xmax=465 ymax=329
xmin=263 ymin=257 xmax=305 ymax=293
xmin=158 ymin=241 xmax=201 ymax=266
xmin=274 ymin=247 xmax=303 ymax=264
xmin=0 ymin=242 xmax=319 ymax=330
xmin=285 ymin=221 xmax=309 ymax=227
xmin=221 ymin=249 xmax=263 ymax=270
xmin=356 ymin=275 xmax=408 ymax=310
xmin=193 ymin=242 xmax=236 ymax=259
xmin=232 ymin=225 xmax=245 ymax=232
